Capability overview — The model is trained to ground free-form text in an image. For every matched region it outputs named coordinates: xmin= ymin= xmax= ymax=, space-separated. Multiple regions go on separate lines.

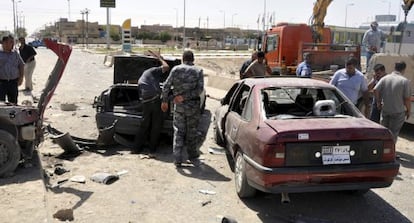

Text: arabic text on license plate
xmin=322 ymin=145 xmax=351 ymax=165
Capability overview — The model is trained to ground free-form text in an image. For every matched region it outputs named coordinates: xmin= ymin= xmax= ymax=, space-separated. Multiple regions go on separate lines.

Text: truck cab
xmin=261 ymin=23 xmax=360 ymax=75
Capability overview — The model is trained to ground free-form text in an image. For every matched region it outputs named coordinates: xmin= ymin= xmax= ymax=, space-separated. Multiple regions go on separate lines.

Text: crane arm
xmin=310 ymin=0 xmax=333 ymax=43
xmin=403 ymin=0 xmax=414 ymax=15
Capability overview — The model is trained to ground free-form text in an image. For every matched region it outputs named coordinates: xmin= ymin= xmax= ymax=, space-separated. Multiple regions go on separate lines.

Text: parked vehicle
xmin=28 ymin=39 xmax=45 ymax=48
xmin=259 ymin=0 xmax=360 ymax=75
xmin=0 ymin=40 xmax=72 ymax=177
xmin=214 ymin=77 xmax=399 ymax=198
xmin=93 ymin=54 xmax=206 ymax=146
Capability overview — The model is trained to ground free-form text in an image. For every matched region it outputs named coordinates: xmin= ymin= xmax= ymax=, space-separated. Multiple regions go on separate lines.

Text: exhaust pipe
xmin=281 ymin=192 xmax=290 ymax=204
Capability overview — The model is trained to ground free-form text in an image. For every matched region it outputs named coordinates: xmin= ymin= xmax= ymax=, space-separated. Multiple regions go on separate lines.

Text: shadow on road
xmin=399 ymin=122 xmax=414 ymax=141
xmin=241 ymin=190 xmax=411 ymax=223
xmin=0 ymin=151 xmax=43 ymax=186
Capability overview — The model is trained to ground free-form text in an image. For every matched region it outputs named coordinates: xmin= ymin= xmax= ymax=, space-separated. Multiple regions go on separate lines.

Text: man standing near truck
xmin=329 ymin=57 xmax=369 ymax=112
xmin=296 ymin=52 xmax=313 ymax=77
xmin=134 ymin=51 xmax=170 ymax=157
xmin=362 ymin=21 xmax=385 ymax=70
xmin=374 ymin=61 xmax=411 ymax=143
xmin=243 ymin=51 xmax=272 ymax=78
xmin=161 ymin=50 xmax=204 ymax=167
xmin=239 ymin=51 xmax=257 ymax=79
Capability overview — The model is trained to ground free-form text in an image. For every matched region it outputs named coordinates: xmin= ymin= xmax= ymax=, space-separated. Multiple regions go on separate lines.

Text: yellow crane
xmin=399 ymin=0 xmax=414 ymax=53
xmin=310 ymin=0 xmax=333 ymax=43
xmin=403 ymin=0 xmax=414 ymax=12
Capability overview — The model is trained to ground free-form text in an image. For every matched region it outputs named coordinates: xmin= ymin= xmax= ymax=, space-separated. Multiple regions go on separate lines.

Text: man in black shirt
xmin=18 ymin=37 xmax=37 ymax=91
xmin=134 ymin=51 xmax=170 ymax=157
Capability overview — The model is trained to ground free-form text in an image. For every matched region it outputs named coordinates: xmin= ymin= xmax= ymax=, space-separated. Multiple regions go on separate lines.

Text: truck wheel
xmin=234 ymin=152 xmax=256 ymax=198
xmin=0 ymin=130 xmax=21 ymax=177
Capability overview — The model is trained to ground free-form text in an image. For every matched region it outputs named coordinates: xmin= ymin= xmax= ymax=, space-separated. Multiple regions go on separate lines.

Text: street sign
xmin=100 ymin=0 xmax=115 ymax=8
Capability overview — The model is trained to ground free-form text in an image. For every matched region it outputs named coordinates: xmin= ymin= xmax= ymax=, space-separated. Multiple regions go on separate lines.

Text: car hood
xmin=37 ymin=39 xmax=72 ymax=122
xmin=264 ymin=117 xmax=392 ymax=141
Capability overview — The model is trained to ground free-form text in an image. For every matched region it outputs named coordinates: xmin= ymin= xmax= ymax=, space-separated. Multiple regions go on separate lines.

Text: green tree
xmin=159 ymin=32 xmax=171 ymax=43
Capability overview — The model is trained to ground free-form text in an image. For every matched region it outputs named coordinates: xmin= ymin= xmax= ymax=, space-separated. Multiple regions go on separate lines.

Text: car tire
xmin=0 ymin=130 xmax=21 ymax=177
xmin=234 ymin=152 xmax=256 ymax=198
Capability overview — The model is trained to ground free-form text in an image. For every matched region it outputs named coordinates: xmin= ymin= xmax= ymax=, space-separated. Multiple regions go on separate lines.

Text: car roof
xmin=240 ymin=76 xmax=335 ymax=89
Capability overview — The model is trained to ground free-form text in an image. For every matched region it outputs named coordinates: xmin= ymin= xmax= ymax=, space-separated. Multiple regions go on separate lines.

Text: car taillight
xmin=263 ymin=143 xmax=285 ymax=167
xmin=382 ymin=140 xmax=396 ymax=162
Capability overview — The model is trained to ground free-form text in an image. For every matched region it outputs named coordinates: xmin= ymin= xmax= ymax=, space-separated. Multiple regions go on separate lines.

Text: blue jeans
xmin=366 ymin=51 xmax=375 ymax=69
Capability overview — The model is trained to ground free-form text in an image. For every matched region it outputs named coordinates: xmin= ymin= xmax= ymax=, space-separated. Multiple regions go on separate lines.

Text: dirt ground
xmin=1 ymin=47 xmax=414 ymax=223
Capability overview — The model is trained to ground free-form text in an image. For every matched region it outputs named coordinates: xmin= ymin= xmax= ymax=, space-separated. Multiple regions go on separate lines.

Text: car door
xmin=215 ymin=83 xmax=241 ymax=141
xmin=224 ymin=84 xmax=251 ymax=154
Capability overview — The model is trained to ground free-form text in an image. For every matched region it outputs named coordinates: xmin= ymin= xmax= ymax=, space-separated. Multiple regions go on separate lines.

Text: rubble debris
xmin=60 ymin=103 xmax=77 ymax=111
xmin=50 ymin=132 xmax=82 ymax=154
xmin=53 ymin=208 xmax=74 ymax=221
xmin=208 ymin=147 xmax=226 ymax=155
xmin=199 ymin=189 xmax=216 ymax=195
xmin=116 ymin=169 xmax=128 ymax=176
xmin=216 ymin=215 xmax=238 ymax=223
xmin=201 ymin=200 xmax=212 ymax=206
xmin=69 ymin=175 xmax=86 ymax=183
xmin=49 ymin=179 xmax=69 ymax=189
xmin=54 ymin=166 xmax=70 ymax=175
xmin=90 ymin=172 xmax=119 ymax=185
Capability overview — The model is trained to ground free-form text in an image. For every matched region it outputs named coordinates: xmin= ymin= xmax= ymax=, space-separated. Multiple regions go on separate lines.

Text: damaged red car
xmin=214 ymin=77 xmax=400 ymax=198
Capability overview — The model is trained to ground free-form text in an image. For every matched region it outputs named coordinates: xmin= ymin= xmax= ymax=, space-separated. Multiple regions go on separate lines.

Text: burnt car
xmin=214 ymin=76 xmax=399 ymax=198
xmin=0 ymin=40 xmax=72 ymax=177
xmin=93 ymin=54 xmax=205 ymax=145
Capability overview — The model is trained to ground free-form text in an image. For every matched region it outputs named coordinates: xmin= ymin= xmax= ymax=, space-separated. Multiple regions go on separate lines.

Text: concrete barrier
xmin=207 ymin=75 xmax=237 ymax=91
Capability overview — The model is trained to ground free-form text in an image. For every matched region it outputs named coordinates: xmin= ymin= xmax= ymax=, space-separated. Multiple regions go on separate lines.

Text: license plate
xmin=322 ymin=145 xmax=351 ymax=165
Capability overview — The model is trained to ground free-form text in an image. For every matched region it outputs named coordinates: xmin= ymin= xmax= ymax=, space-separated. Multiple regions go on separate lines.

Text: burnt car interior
xmin=261 ymin=87 xmax=359 ymax=119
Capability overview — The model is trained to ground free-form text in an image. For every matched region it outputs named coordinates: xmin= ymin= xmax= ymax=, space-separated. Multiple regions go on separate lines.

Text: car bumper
xmin=243 ymin=154 xmax=400 ymax=193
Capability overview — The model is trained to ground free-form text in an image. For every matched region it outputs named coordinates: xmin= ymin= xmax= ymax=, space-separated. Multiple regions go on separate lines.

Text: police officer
xmin=134 ymin=51 xmax=170 ymax=157
xmin=161 ymin=50 xmax=204 ymax=167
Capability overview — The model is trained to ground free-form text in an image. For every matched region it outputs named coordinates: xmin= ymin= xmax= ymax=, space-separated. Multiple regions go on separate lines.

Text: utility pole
xmin=80 ymin=10 xmax=85 ymax=46
xmin=80 ymin=8 xmax=90 ymax=48
xmin=12 ymin=0 xmax=16 ymax=35
xmin=67 ymin=0 xmax=71 ymax=20
xmin=183 ymin=0 xmax=186 ymax=50
xmin=85 ymin=8 xmax=90 ymax=49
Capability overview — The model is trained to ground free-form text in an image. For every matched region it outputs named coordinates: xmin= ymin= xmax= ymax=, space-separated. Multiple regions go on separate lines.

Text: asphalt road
xmin=1 ymin=46 xmax=413 ymax=223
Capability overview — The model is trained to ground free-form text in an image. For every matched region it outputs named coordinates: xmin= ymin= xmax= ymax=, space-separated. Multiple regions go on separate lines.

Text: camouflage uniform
xmin=162 ymin=61 xmax=204 ymax=164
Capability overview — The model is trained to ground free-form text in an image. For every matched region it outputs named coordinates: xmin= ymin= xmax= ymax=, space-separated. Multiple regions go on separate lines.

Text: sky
xmin=0 ymin=0 xmax=412 ymax=35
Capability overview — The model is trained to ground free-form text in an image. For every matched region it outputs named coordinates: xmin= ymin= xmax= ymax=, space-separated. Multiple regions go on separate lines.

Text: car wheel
xmin=0 ymin=130 xmax=21 ymax=177
xmin=234 ymin=152 xmax=256 ymax=198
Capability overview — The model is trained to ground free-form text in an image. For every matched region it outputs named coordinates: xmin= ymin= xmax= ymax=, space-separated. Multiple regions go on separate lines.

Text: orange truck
xmin=260 ymin=22 xmax=361 ymax=75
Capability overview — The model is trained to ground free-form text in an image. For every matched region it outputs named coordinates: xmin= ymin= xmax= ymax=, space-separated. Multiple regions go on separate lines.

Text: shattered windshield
xmin=261 ymin=87 xmax=360 ymax=119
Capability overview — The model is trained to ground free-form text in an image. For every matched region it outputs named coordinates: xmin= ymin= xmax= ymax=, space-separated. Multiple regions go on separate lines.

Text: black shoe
xmin=189 ymin=158 xmax=202 ymax=167
xmin=174 ymin=161 xmax=182 ymax=168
